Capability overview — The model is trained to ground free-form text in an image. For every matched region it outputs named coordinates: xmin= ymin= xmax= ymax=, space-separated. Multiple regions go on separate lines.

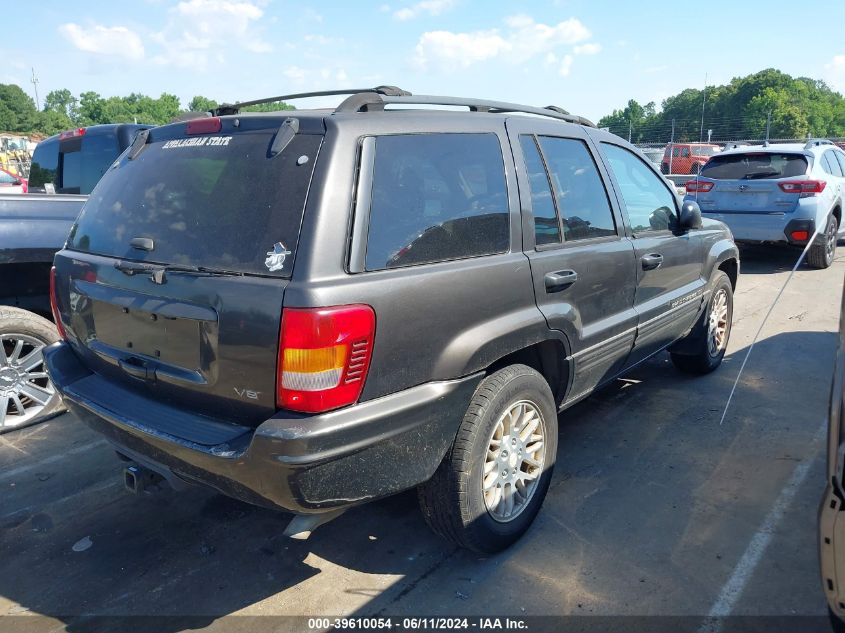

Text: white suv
xmin=685 ymin=139 xmax=845 ymax=268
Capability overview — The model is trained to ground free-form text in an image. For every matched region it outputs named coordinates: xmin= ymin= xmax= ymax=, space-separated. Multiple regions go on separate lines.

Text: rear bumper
xmin=45 ymin=341 xmax=482 ymax=514
xmin=702 ymin=211 xmax=814 ymax=244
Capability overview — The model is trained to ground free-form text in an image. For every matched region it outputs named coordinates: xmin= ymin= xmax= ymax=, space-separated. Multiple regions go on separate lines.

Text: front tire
xmin=670 ymin=271 xmax=733 ymax=375
xmin=807 ymin=213 xmax=838 ymax=270
xmin=0 ymin=306 xmax=65 ymax=432
xmin=418 ymin=365 xmax=558 ymax=553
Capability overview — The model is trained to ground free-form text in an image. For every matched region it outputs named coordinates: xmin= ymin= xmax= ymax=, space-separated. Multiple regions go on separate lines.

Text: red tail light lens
xmin=49 ymin=266 xmax=67 ymax=340
xmin=276 ymin=305 xmax=376 ymax=413
xmin=778 ymin=180 xmax=827 ymax=194
xmin=791 ymin=230 xmax=810 ymax=241
xmin=686 ymin=180 xmax=714 ymax=193
xmin=186 ymin=117 xmax=222 ymax=135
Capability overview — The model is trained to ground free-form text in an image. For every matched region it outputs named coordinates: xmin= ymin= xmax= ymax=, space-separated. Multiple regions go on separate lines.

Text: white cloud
xmin=151 ymin=0 xmax=272 ymax=68
xmin=283 ymin=66 xmax=307 ymax=82
xmin=59 ymin=23 xmax=145 ymax=61
xmin=825 ymin=55 xmax=845 ymax=94
xmin=414 ymin=14 xmax=592 ymax=70
xmin=573 ymin=42 xmax=601 ymax=55
xmin=558 ymin=54 xmax=574 ymax=76
xmin=394 ymin=0 xmax=455 ymax=21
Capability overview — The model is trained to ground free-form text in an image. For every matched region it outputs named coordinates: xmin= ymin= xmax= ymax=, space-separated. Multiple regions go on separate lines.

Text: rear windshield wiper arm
xmin=114 ymin=260 xmax=245 ymax=283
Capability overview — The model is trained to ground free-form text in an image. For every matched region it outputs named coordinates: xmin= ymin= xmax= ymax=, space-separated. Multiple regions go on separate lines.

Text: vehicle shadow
xmin=0 ymin=330 xmax=836 ymax=630
xmin=738 ymin=242 xmax=845 ymax=275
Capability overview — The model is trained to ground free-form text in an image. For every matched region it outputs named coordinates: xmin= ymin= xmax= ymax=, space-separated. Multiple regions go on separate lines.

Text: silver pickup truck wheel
xmin=0 ymin=307 xmax=64 ymax=432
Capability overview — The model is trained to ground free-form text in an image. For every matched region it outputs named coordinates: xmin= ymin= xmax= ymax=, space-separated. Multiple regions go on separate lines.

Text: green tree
xmin=43 ymin=88 xmax=79 ymax=123
xmin=37 ymin=110 xmax=74 ymax=136
xmin=188 ymin=96 xmax=218 ymax=112
xmin=77 ymin=91 xmax=105 ymax=126
xmin=0 ymin=84 xmax=38 ymax=132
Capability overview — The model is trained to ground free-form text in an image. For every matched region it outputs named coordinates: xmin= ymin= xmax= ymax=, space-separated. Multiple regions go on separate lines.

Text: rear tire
xmin=0 ymin=306 xmax=65 ymax=433
xmin=417 ymin=364 xmax=558 ymax=553
xmin=670 ymin=271 xmax=733 ymax=375
xmin=807 ymin=213 xmax=838 ymax=269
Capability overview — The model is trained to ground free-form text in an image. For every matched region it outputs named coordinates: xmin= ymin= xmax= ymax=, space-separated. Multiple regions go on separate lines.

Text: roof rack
xmin=212 ymin=86 xmax=411 ymax=116
xmin=804 ymin=138 xmax=835 ymax=150
xmin=335 ymin=92 xmax=596 ymax=127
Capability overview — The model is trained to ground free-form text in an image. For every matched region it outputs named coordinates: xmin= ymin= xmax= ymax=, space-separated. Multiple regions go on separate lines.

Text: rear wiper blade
xmin=114 ymin=260 xmax=244 ymax=283
xmin=742 ymin=171 xmax=779 ymax=180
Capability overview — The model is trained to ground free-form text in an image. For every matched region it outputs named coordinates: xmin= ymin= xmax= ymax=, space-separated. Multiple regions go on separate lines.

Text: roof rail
xmin=804 ymin=138 xmax=835 ymax=150
xmin=212 ymin=86 xmax=411 ymax=116
xmin=335 ymin=93 xmax=596 ymax=127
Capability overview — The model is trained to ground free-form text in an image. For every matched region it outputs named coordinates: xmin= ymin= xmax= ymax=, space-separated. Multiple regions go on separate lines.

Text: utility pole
xmin=765 ymin=110 xmax=771 ymax=144
xmin=628 ymin=118 xmax=632 ymax=143
xmin=30 ymin=67 xmax=39 ymax=110
xmin=669 ymin=118 xmax=675 ymax=174
xmin=699 ymin=73 xmax=708 ymax=143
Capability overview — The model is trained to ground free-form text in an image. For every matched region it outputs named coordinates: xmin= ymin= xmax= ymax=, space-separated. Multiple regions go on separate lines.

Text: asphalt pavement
xmin=1 ymin=244 xmax=843 ymax=632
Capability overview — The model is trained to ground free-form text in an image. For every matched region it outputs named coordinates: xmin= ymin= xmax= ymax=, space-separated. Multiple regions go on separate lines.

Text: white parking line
xmin=0 ymin=439 xmax=108 ymax=483
xmin=702 ymin=422 xmax=825 ymax=628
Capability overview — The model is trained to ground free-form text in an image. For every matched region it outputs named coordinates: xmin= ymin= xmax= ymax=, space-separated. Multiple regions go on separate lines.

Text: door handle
xmin=641 ymin=253 xmax=664 ymax=270
xmin=118 ymin=358 xmax=153 ymax=381
xmin=544 ymin=270 xmax=578 ymax=292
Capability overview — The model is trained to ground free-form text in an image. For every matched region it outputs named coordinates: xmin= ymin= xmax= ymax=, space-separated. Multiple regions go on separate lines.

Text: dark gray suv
xmin=45 ymin=87 xmax=739 ymax=552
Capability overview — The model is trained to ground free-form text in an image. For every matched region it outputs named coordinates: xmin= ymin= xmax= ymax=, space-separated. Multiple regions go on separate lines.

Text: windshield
xmin=68 ymin=129 xmax=322 ymax=277
xmin=692 ymin=146 xmax=718 ymax=156
xmin=700 ymin=152 xmax=808 ymax=180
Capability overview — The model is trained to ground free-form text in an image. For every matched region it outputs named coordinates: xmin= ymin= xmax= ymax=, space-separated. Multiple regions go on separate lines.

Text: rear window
xmin=67 ymin=129 xmax=322 ymax=277
xmin=365 ymin=133 xmax=509 ymax=271
xmin=700 ymin=152 xmax=808 ymax=180
xmin=692 ymin=146 xmax=717 ymax=156
xmin=28 ymin=138 xmax=59 ymax=192
xmin=80 ymin=132 xmax=122 ymax=193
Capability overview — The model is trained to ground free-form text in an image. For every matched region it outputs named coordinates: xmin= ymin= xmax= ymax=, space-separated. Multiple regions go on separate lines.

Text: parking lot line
xmin=705 ymin=421 xmax=825 ymax=622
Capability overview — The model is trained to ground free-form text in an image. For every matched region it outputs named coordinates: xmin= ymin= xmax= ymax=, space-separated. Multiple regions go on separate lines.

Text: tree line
xmin=597 ymin=69 xmax=845 ymax=144
xmin=0 ymin=84 xmax=292 ymax=136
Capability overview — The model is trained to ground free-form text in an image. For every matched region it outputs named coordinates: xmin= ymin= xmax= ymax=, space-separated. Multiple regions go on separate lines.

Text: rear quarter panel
xmin=284 ymin=114 xmax=557 ymax=401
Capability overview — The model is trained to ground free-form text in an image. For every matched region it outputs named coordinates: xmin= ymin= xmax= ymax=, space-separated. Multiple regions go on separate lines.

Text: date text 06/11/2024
xmin=306 ymin=617 xmax=529 ymax=630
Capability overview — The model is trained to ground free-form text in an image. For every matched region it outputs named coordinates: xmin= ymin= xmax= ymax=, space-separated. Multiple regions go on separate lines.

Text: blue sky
xmin=3 ymin=0 xmax=845 ymax=121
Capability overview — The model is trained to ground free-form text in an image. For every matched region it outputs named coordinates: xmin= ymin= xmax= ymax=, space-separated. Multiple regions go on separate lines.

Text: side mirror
xmin=679 ymin=200 xmax=702 ymax=230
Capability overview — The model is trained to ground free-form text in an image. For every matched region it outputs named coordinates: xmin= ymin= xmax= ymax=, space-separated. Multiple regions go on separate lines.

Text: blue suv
xmin=685 ymin=139 xmax=845 ymax=268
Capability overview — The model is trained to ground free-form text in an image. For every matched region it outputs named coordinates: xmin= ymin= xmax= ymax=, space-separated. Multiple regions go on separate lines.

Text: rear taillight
xmin=276 ymin=305 xmax=376 ymax=413
xmin=791 ymin=230 xmax=810 ymax=241
xmin=186 ymin=117 xmax=222 ymax=135
xmin=686 ymin=180 xmax=714 ymax=193
xmin=49 ymin=266 xmax=67 ymax=340
xmin=778 ymin=180 xmax=827 ymax=195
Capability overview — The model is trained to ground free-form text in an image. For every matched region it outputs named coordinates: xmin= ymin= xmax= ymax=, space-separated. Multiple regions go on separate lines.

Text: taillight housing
xmin=49 ymin=266 xmax=67 ymax=340
xmin=276 ymin=305 xmax=376 ymax=413
xmin=686 ymin=180 xmax=714 ymax=193
xmin=778 ymin=180 xmax=827 ymax=195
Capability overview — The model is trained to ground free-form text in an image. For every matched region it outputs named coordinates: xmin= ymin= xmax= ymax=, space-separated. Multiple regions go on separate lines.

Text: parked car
xmin=661 ymin=142 xmax=720 ymax=175
xmin=820 ymin=270 xmax=845 ymax=629
xmin=640 ymin=147 xmax=664 ymax=168
xmin=685 ymin=139 xmax=845 ymax=269
xmin=0 ymin=123 xmax=151 ymax=432
xmin=44 ymin=87 xmax=739 ymax=552
xmin=0 ymin=167 xmax=26 ymax=193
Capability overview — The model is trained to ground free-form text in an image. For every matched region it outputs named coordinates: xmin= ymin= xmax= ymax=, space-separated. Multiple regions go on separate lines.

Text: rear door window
xmin=28 ymin=138 xmax=59 ymax=192
xmin=824 ymin=150 xmax=843 ymax=177
xmin=365 ymin=133 xmax=509 ymax=270
xmin=536 ymin=136 xmax=616 ymax=241
xmin=700 ymin=153 xmax=808 ymax=180
xmin=519 ymin=135 xmax=561 ymax=246
xmin=68 ymin=128 xmax=322 ymax=277
xmin=59 ymin=140 xmax=82 ymax=194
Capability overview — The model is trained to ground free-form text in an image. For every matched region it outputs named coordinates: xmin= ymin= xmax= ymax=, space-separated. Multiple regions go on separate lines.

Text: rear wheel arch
xmin=485 ymin=338 xmax=571 ymax=408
